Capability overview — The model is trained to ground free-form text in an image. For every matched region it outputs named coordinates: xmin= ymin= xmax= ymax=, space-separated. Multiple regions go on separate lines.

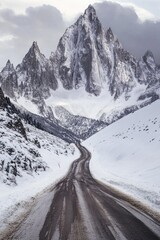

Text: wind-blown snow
xmin=84 ymin=100 xmax=160 ymax=213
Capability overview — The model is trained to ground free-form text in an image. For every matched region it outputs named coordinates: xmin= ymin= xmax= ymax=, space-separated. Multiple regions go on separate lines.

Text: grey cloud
xmin=0 ymin=2 xmax=160 ymax=70
xmin=128 ymin=0 xmax=160 ymax=18
xmin=0 ymin=5 xmax=66 ymax=69
xmin=94 ymin=1 xmax=160 ymax=63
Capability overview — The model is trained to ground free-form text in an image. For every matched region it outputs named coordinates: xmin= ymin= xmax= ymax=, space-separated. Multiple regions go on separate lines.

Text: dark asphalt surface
xmin=10 ymin=144 xmax=160 ymax=240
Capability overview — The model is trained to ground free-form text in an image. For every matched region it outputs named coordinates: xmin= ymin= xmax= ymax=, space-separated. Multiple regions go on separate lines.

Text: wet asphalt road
xmin=11 ymin=144 xmax=160 ymax=240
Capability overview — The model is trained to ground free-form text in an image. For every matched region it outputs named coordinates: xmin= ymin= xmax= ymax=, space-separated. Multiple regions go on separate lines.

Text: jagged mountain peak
xmin=143 ymin=50 xmax=155 ymax=63
xmin=0 ymin=59 xmax=18 ymax=99
xmin=85 ymin=4 xmax=95 ymax=13
xmin=84 ymin=5 xmax=97 ymax=19
xmin=32 ymin=41 xmax=39 ymax=48
xmin=52 ymin=5 xmax=106 ymax=94
xmin=29 ymin=41 xmax=42 ymax=56
xmin=17 ymin=41 xmax=48 ymax=72
xmin=144 ymin=50 xmax=154 ymax=58
xmin=105 ymin=28 xmax=121 ymax=48
xmin=106 ymin=27 xmax=114 ymax=43
xmin=142 ymin=50 xmax=156 ymax=71
xmin=2 ymin=59 xmax=15 ymax=73
xmin=79 ymin=5 xmax=102 ymax=35
xmin=26 ymin=41 xmax=45 ymax=59
xmin=14 ymin=40 xmax=57 ymax=101
xmin=5 ymin=59 xmax=13 ymax=68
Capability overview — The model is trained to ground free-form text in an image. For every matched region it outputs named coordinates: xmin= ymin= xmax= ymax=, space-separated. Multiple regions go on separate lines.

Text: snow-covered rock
xmin=51 ymin=5 xmax=110 ymax=95
xmin=16 ymin=41 xmax=58 ymax=100
xmin=0 ymin=60 xmax=18 ymax=99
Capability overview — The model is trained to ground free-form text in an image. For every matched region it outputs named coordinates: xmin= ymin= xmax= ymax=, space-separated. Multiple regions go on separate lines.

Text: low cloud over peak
xmin=0 ymin=5 xmax=66 ymax=69
xmin=94 ymin=1 xmax=160 ymax=63
xmin=0 ymin=1 xmax=160 ymax=69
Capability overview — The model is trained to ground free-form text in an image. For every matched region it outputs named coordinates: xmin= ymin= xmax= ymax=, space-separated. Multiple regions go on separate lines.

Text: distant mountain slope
xmin=84 ymin=100 xmax=160 ymax=213
xmin=54 ymin=106 xmax=107 ymax=139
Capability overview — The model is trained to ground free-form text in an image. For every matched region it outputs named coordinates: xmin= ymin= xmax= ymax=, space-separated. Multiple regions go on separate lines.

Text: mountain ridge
xmin=0 ymin=5 xmax=159 ymax=125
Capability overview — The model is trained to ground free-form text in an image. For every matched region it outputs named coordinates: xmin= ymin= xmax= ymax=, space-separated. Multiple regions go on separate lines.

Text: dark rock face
xmin=1 ymin=73 xmax=18 ymax=99
xmin=106 ymin=28 xmax=114 ymax=43
xmin=0 ymin=87 xmax=7 ymax=109
xmin=0 ymin=60 xmax=18 ymax=99
xmin=51 ymin=5 xmax=109 ymax=95
xmin=136 ymin=50 xmax=158 ymax=86
xmin=16 ymin=41 xmax=58 ymax=100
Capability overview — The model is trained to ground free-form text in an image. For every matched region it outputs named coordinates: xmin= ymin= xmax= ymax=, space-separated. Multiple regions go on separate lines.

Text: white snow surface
xmin=84 ymin=100 xmax=160 ymax=213
xmin=44 ymin=83 xmax=146 ymax=121
xmin=0 ymin=109 xmax=80 ymax=236
xmin=16 ymin=96 xmax=41 ymax=115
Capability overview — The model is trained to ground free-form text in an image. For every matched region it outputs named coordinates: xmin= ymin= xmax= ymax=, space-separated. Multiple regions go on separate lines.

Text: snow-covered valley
xmin=84 ymin=100 xmax=160 ymax=213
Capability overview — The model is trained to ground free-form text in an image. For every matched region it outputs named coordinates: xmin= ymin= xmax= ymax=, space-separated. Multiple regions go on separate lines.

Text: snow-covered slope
xmin=54 ymin=105 xmax=107 ymax=139
xmin=0 ymin=109 xmax=77 ymax=186
xmin=0 ymin=88 xmax=79 ymax=235
xmin=84 ymin=100 xmax=160 ymax=213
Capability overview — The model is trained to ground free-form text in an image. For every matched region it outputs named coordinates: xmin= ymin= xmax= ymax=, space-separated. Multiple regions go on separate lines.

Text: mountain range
xmin=0 ymin=5 xmax=160 ymax=134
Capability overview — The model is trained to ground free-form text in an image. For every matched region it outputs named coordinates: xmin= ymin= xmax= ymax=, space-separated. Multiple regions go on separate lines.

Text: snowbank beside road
xmin=84 ymin=100 xmax=160 ymax=213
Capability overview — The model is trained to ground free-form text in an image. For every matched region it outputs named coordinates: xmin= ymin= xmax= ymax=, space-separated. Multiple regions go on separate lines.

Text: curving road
xmin=11 ymin=144 xmax=160 ymax=240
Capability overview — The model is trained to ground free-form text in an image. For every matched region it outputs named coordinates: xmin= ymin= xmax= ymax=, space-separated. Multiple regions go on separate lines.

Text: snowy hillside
xmin=84 ymin=100 xmax=160 ymax=213
xmin=0 ymin=110 xmax=78 ymax=186
xmin=0 ymin=96 xmax=79 ymax=236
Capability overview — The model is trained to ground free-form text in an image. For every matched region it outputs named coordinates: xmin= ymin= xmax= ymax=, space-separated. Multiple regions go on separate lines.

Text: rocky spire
xmin=81 ymin=5 xmax=102 ymax=35
xmin=52 ymin=5 xmax=105 ymax=95
xmin=19 ymin=41 xmax=47 ymax=71
xmin=143 ymin=50 xmax=155 ymax=63
xmin=106 ymin=28 xmax=114 ymax=43
xmin=1 ymin=60 xmax=15 ymax=75
xmin=143 ymin=50 xmax=156 ymax=70
xmin=84 ymin=5 xmax=97 ymax=19
xmin=106 ymin=28 xmax=121 ymax=48
xmin=29 ymin=41 xmax=41 ymax=55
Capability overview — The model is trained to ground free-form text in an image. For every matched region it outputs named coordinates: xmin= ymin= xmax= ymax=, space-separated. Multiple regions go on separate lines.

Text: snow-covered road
xmin=7 ymin=144 xmax=160 ymax=240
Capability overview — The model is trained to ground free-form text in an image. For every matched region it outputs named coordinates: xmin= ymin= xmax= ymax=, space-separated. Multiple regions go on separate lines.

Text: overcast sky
xmin=0 ymin=0 xmax=160 ymax=69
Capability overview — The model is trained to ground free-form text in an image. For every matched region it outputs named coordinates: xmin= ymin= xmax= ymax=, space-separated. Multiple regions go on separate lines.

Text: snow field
xmin=84 ymin=100 xmax=160 ymax=213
